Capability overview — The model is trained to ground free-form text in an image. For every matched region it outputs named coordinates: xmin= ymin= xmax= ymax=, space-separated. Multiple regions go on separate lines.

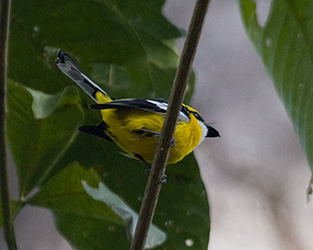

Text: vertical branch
xmin=129 ymin=0 xmax=211 ymax=249
xmin=0 ymin=0 xmax=17 ymax=249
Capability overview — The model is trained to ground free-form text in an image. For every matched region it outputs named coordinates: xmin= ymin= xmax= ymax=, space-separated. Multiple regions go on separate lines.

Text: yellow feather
xmin=95 ymin=91 xmax=112 ymax=104
xmin=95 ymin=95 xmax=204 ymax=164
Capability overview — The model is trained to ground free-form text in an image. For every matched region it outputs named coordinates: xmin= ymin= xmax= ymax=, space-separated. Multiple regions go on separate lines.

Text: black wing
xmin=89 ymin=98 xmax=169 ymax=114
xmin=90 ymin=98 xmax=191 ymax=122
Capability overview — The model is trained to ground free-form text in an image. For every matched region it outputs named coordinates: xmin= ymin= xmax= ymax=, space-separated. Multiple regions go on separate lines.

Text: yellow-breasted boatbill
xmin=56 ymin=49 xmax=219 ymax=169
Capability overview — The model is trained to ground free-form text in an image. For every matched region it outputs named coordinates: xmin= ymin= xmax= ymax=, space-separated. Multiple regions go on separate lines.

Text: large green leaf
xmin=6 ymin=81 xmax=83 ymax=198
xmin=28 ymin=162 xmax=121 ymax=223
xmin=9 ymin=0 xmax=194 ymax=100
xmin=239 ymin=1 xmax=313 ymax=172
xmin=30 ymin=162 xmax=166 ymax=249
xmin=42 ymin=137 xmax=210 ymax=249
xmin=31 ymin=163 xmax=129 ymax=249
xmin=83 ymin=182 xmax=166 ymax=249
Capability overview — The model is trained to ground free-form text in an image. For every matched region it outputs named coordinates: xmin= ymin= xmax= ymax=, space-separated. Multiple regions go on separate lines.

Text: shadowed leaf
xmin=6 ymin=81 xmax=83 ymax=198
xmin=30 ymin=162 xmax=166 ymax=249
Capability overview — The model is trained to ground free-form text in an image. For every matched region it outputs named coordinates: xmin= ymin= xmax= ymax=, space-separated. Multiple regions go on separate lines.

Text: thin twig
xmin=129 ymin=0 xmax=211 ymax=249
xmin=0 ymin=0 xmax=17 ymax=249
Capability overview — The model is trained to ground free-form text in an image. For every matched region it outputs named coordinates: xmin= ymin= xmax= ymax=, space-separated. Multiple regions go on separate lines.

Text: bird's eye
xmin=192 ymin=112 xmax=203 ymax=122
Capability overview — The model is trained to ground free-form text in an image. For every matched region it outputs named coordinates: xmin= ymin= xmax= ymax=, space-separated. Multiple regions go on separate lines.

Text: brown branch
xmin=129 ymin=0 xmax=211 ymax=249
xmin=0 ymin=0 xmax=17 ymax=249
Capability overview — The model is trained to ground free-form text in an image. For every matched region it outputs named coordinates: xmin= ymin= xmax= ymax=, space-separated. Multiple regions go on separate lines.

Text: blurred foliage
xmin=2 ymin=0 xmax=210 ymax=249
xmin=240 ymin=1 xmax=313 ymax=174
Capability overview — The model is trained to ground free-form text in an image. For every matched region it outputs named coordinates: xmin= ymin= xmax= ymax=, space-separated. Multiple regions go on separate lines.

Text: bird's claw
xmin=145 ymin=168 xmax=151 ymax=175
xmin=161 ymin=174 xmax=167 ymax=183
xmin=144 ymin=169 xmax=167 ymax=183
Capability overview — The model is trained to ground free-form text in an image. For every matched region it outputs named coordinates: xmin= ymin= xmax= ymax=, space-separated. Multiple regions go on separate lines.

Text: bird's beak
xmin=205 ymin=124 xmax=220 ymax=138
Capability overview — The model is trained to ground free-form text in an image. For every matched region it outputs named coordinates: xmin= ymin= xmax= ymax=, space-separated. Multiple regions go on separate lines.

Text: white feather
xmin=146 ymin=100 xmax=190 ymax=122
xmin=198 ymin=120 xmax=208 ymax=144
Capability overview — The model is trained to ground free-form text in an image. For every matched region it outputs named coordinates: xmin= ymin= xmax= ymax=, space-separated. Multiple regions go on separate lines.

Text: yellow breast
xmin=100 ymin=108 xmax=203 ymax=164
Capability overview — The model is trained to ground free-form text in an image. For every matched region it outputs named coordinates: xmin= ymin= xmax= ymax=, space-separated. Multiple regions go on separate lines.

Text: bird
xmin=56 ymin=49 xmax=219 ymax=169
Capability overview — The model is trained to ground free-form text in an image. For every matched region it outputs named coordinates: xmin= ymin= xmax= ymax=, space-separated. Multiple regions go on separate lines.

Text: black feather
xmin=78 ymin=122 xmax=114 ymax=143
xmin=89 ymin=99 xmax=167 ymax=113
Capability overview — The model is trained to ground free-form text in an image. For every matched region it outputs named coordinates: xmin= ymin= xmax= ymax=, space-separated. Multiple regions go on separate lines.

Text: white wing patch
xmin=178 ymin=112 xmax=190 ymax=123
xmin=146 ymin=99 xmax=190 ymax=123
xmin=146 ymin=100 xmax=168 ymax=111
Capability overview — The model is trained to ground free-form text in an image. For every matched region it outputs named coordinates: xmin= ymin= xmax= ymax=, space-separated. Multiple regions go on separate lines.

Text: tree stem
xmin=0 ymin=0 xmax=17 ymax=249
xmin=129 ymin=0 xmax=211 ymax=249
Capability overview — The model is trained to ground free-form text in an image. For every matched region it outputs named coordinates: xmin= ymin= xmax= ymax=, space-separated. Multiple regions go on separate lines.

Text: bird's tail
xmin=56 ymin=49 xmax=112 ymax=103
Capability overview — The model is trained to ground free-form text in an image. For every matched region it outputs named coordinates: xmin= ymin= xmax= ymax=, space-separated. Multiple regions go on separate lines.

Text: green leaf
xmin=9 ymin=0 xmax=194 ymax=101
xmin=54 ymin=211 xmax=129 ymax=250
xmin=155 ymin=155 xmax=210 ymax=250
xmin=6 ymin=81 xmax=83 ymax=198
xmin=30 ymin=162 xmax=166 ymax=249
xmin=29 ymin=162 xmax=121 ymax=223
xmin=44 ymin=125 xmax=210 ymax=249
xmin=83 ymin=182 xmax=166 ymax=249
xmin=29 ymin=140 xmax=210 ymax=249
xmin=239 ymin=0 xmax=313 ymax=172
xmin=79 ymin=145 xmax=210 ymax=249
